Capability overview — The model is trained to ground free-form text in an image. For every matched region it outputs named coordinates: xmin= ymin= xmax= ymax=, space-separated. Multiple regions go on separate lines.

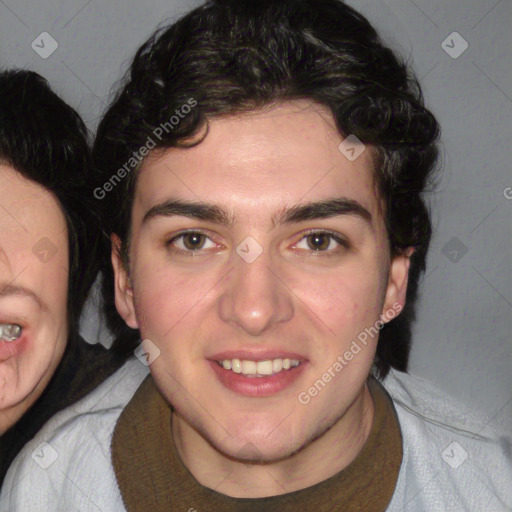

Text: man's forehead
xmin=133 ymin=102 xmax=381 ymax=224
xmin=134 ymin=172 xmax=380 ymax=231
xmin=139 ymin=101 xmax=365 ymax=169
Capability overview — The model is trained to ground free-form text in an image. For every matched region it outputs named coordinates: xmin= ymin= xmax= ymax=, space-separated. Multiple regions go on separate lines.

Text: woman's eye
xmin=294 ymin=232 xmax=346 ymax=252
xmin=169 ymin=232 xmax=217 ymax=252
xmin=0 ymin=323 xmax=22 ymax=342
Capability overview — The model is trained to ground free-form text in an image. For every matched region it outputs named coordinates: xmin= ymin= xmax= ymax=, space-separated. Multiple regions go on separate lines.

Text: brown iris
xmin=182 ymin=233 xmax=207 ymax=250
xmin=306 ymin=233 xmax=331 ymax=251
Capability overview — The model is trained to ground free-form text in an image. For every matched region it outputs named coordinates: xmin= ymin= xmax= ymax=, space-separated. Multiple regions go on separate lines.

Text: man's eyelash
xmin=166 ymin=230 xmax=217 ymax=257
xmin=165 ymin=229 xmax=348 ymax=256
xmin=293 ymin=230 xmax=349 ymax=255
xmin=166 ymin=230 xmax=210 ymax=245
xmin=298 ymin=229 xmax=348 ymax=246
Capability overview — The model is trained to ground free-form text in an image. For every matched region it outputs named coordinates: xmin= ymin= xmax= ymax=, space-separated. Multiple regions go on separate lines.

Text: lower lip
xmin=209 ymin=360 xmax=307 ymax=397
xmin=0 ymin=337 xmax=27 ymax=362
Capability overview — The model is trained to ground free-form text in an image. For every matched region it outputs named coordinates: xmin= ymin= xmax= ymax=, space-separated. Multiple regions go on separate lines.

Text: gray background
xmin=0 ymin=0 xmax=510 ymax=421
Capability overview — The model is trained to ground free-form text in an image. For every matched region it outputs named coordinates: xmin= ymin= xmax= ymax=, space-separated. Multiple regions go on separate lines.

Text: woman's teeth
xmin=218 ymin=358 xmax=301 ymax=377
xmin=0 ymin=324 xmax=22 ymax=343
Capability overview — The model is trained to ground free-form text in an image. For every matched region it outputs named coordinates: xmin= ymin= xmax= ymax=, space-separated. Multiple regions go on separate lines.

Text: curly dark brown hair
xmin=0 ymin=69 xmax=100 ymax=333
xmin=93 ymin=0 xmax=440 ymax=378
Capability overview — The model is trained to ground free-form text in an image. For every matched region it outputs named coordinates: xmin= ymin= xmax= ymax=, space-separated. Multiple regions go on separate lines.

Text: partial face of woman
xmin=0 ymin=164 xmax=69 ymax=433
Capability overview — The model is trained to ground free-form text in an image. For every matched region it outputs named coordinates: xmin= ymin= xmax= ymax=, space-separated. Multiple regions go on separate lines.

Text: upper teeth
xmin=0 ymin=324 xmax=22 ymax=343
xmin=219 ymin=358 xmax=300 ymax=376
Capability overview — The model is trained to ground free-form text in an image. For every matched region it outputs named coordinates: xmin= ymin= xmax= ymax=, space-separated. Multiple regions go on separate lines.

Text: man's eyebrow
xmin=0 ymin=283 xmax=45 ymax=310
xmin=273 ymin=198 xmax=372 ymax=226
xmin=142 ymin=200 xmax=234 ymax=226
xmin=141 ymin=197 xmax=372 ymax=228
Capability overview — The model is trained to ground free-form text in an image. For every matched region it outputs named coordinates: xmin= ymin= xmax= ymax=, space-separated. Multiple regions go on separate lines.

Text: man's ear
xmin=111 ymin=234 xmax=139 ymax=329
xmin=381 ymin=248 xmax=413 ymax=321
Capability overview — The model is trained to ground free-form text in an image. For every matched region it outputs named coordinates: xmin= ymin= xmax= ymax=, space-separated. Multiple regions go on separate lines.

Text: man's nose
xmin=217 ymin=251 xmax=294 ymax=337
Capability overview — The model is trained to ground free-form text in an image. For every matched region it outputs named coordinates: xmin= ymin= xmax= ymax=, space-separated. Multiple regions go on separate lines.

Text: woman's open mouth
xmin=0 ymin=324 xmax=26 ymax=362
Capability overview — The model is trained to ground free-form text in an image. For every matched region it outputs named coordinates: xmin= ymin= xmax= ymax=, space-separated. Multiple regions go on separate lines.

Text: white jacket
xmin=0 ymin=358 xmax=510 ymax=511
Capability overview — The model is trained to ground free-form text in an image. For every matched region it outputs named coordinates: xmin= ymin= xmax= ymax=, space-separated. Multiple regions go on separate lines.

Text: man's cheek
xmin=134 ymin=278 xmax=207 ymax=335
xmin=298 ymin=277 xmax=376 ymax=331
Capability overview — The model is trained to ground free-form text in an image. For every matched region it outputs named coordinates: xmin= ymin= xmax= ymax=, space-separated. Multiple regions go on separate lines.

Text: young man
xmin=1 ymin=1 xmax=510 ymax=510
xmin=0 ymin=70 xmax=124 ymax=486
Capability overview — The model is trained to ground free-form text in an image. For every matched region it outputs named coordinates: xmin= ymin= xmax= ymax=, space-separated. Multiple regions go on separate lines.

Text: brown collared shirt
xmin=112 ymin=375 xmax=402 ymax=511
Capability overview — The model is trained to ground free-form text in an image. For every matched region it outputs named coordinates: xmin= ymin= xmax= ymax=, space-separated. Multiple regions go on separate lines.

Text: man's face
xmin=0 ymin=164 xmax=69 ymax=431
xmin=114 ymin=101 xmax=409 ymax=461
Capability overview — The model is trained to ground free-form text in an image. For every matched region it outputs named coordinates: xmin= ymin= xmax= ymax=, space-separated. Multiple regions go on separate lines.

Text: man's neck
xmin=171 ymin=383 xmax=375 ymax=498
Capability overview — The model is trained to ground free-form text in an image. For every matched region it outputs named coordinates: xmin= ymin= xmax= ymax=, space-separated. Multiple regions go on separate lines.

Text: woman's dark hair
xmin=93 ymin=0 xmax=440 ymax=377
xmin=0 ymin=69 xmax=100 ymax=333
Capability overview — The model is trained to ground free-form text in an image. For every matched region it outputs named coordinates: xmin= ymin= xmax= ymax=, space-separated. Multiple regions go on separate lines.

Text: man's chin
xmin=172 ymin=399 xmax=344 ymax=467
xmin=180 ymin=415 xmax=306 ymax=464
xmin=213 ymin=437 xmax=305 ymax=465
xmin=211 ymin=406 xmax=352 ymax=466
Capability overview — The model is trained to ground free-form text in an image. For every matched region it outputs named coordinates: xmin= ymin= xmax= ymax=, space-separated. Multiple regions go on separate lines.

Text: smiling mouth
xmin=216 ymin=358 xmax=301 ymax=377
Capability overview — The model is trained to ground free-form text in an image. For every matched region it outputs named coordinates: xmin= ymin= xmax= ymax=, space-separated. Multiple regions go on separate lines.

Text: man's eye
xmin=294 ymin=232 xmax=347 ymax=252
xmin=168 ymin=232 xmax=216 ymax=252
